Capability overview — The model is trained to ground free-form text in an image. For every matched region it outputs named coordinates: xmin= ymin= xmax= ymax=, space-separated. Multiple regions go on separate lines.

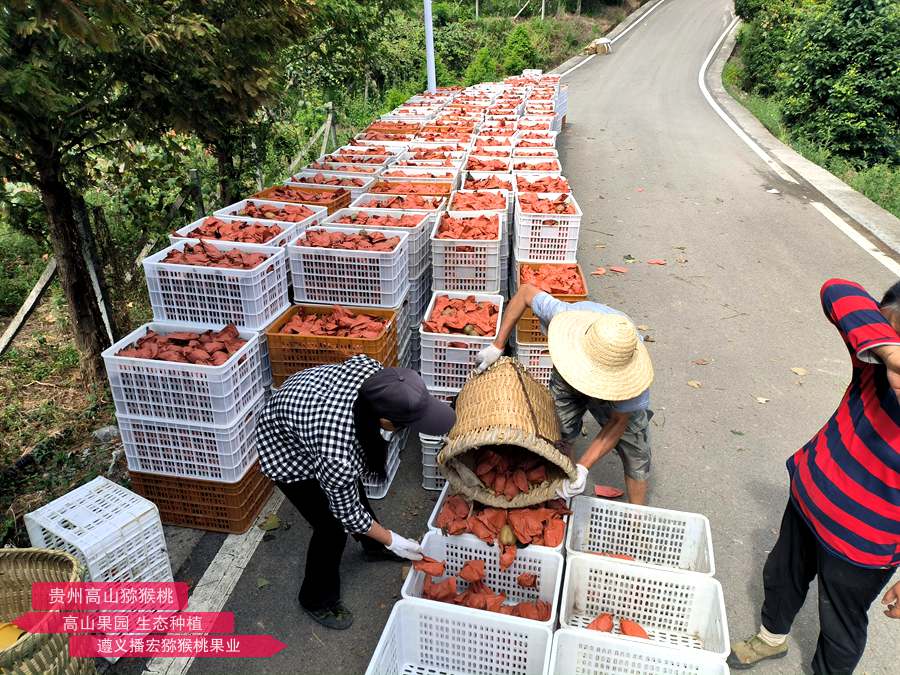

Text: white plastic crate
xmin=214 ymin=199 xmax=327 ymax=231
xmin=304 ymin=161 xmax=384 ymax=177
xmin=103 ymin=322 xmax=262 ymax=425
xmin=170 ymin=215 xmax=301 ymax=248
xmin=325 ymin=208 xmax=432 ymax=278
xmin=402 ymin=532 xmax=563 ymax=628
xmin=364 ymin=428 xmax=407 ymax=499
xmin=511 ymin=157 xmax=561 ymax=174
xmin=512 ymin=147 xmax=559 ymax=158
xmin=514 ymin=193 xmax=581 ymax=263
xmin=288 ymin=225 xmax=409 ymax=308
xmin=119 ymin=392 xmax=264 ymax=482
xmin=549 ymin=629 xmax=729 ymax=675
xmin=144 ymin=239 xmax=289 ymax=331
xmin=515 ymin=130 xmax=558 ymax=147
xmin=419 ymin=292 xmax=503 ymax=391
xmin=367 ymin=598 xmax=552 ymax=675
xmin=466 ymin=155 xmax=513 ymax=173
xmin=409 ymin=268 xmax=432 ymax=325
xmin=350 ymin=192 xmax=447 ymax=213
xmin=431 ymin=212 xmax=504 ymax=294
xmin=566 ymin=496 xmax=715 ymax=575
xmin=514 ymin=338 xmax=552 ymax=387
xmin=514 ymin=173 xmax=571 ymax=194
xmin=287 ymin=172 xmax=376 ymax=200
xmin=379 ymin=167 xmax=461 ymax=190
xmin=560 ymin=555 xmax=729 ymax=657
xmin=25 ymin=477 xmax=173 ymax=584
xmin=420 ymin=433 xmax=446 ymax=491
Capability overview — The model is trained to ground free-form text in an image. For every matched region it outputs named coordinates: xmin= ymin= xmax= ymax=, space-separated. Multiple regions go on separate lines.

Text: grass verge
xmin=722 ymin=60 xmax=900 ymax=219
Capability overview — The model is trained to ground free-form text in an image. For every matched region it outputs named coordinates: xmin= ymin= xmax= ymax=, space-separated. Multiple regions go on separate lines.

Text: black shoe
xmin=362 ymin=546 xmax=405 ymax=563
xmin=300 ymin=601 xmax=354 ymax=630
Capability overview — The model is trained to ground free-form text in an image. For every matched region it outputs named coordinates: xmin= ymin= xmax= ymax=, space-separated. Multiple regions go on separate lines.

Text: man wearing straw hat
xmin=476 ymin=283 xmax=654 ymax=504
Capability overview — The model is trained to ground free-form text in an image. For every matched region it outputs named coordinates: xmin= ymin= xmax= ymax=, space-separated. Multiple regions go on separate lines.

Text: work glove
xmin=556 ymin=464 xmax=589 ymax=500
xmin=475 ymin=344 xmax=503 ymax=373
xmin=387 ymin=531 xmax=423 ymax=561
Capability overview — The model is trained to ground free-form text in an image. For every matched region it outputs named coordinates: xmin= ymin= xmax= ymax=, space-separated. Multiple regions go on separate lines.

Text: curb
xmin=551 ymin=0 xmax=666 ymax=75
xmin=707 ymin=22 xmax=900 ymax=256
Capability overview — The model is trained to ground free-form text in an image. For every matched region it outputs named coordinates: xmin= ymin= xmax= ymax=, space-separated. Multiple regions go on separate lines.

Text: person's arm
xmin=493 ymin=283 xmax=543 ymax=349
xmin=882 ymin=579 xmax=900 ymax=619
xmin=820 ymin=279 xmax=900 ymax=363
xmin=577 ymin=411 xmax=630 ymax=469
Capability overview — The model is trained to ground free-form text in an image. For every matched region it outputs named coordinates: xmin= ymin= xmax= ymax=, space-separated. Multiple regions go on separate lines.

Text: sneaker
xmin=300 ymin=601 xmax=354 ymax=630
xmin=727 ymin=635 xmax=789 ymax=669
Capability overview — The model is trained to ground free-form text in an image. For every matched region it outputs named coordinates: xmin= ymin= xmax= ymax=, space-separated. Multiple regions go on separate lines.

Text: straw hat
xmin=547 ymin=311 xmax=653 ymax=400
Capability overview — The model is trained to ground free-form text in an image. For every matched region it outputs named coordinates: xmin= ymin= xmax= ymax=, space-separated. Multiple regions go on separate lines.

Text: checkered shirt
xmin=257 ymin=355 xmax=382 ymax=534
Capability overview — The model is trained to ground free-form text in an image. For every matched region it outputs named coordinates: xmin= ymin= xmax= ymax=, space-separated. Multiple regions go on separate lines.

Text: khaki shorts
xmin=549 ymin=369 xmax=653 ymax=481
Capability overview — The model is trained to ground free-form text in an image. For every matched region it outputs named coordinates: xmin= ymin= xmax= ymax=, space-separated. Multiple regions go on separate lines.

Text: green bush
xmin=778 ymin=0 xmax=899 ymax=165
xmin=464 ymin=47 xmax=500 ymax=86
xmin=501 ymin=24 xmax=536 ymax=75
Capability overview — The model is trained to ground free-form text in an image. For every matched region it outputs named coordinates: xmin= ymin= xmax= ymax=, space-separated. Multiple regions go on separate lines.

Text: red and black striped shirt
xmin=788 ymin=279 xmax=900 ymax=568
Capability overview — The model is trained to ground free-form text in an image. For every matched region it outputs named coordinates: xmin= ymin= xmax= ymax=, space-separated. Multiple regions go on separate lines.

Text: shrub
xmin=464 ymin=47 xmax=500 ymax=85
xmin=778 ymin=0 xmax=899 ymax=164
xmin=501 ymin=24 xmax=536 ymax=75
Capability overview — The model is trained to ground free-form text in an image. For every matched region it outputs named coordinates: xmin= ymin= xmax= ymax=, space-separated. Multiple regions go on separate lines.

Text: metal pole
xmin=541 ymin=0 xmax=546 ymax=20
xmin=423 ymin=0 xmax=437 ymax=92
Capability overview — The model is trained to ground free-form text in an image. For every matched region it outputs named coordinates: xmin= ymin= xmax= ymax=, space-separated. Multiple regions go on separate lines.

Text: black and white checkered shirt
xmin=257 ymin=355 xmax=382 ymax=534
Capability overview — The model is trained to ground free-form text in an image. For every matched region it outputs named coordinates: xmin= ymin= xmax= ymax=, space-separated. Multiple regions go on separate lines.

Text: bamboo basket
xmin=0 ymin=549 xmax=95 ymax=674
xmin=438 ymin=357 xmax=577 ymax=507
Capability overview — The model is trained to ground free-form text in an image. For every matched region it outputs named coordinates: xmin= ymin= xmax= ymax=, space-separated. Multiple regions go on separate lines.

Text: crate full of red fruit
xmin=250 ymin=184 xmax=352 ymax=214
xmin=419 ymin=292 xmax=503 ymax=391
xmin=264 ymin=304 xmax=399 ymax=387
xmin=102 ymin=322 xmax=262 ymax=426
xmin=326 ymin=208 xmax=432 ymax=278
xmin=401 ymin=532 xmax=563 ymax=628
xmin=514 ymin=193 xmax=581 ymax=263
xmin=143 ymin=240 xmax=289 ymax=332
xmin=431 ymin=213 xmax=504 ymax=294
xmin=214 ymin=199 xmax=326 ymax=231
xmin=288 ymin=226 xmax=409 ymax=308
xmin=170 ymin=215 xmax=300 ymax=248
xmin=287 ymin=171 xmax=375 ymax=200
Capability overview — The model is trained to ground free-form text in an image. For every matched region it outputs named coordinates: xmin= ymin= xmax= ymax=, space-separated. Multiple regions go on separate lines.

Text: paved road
xmin=185 ymin=1 xmax=897 ymax=673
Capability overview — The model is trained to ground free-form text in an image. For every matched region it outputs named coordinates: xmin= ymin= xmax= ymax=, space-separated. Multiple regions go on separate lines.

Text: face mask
xmin=379 ymin=428 xmax=395 ymax=442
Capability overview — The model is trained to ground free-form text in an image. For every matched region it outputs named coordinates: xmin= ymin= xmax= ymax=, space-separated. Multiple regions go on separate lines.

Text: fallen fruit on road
xmin=594 ymin=485 xmax=625 ymax=498
xmin=609 ymin=266 xmax=628 ymax=274
xmin=587 ymin=613 xmax=614 ymax=632
xmin=162 ymin=241 xmax=269 ymax=270
xmin=116 ymin=324 xmax=245 ymax=365
xmin=421 ymin=295 xmax=499 ymax=336
xmin=177 ymin=217 xmax=283 ymax=244
xmin=591 ymin=267 xmax=607 ymax=277
xmin=296 ymin=229 xmax=400 ymax=251
xmin=279 ymin=306 xmax=387 ymax=339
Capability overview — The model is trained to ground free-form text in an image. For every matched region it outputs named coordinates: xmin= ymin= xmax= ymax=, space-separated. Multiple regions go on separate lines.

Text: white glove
xmin=387 ymin=531 xmax=423 ymax=561
xmin=556 ymin=464 xmax=589 ymax=500
xmin=475 ymin=344 xmax=503 ymax=373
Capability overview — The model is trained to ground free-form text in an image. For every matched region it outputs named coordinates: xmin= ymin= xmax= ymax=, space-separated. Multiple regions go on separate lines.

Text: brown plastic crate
xmin=250 ymin=184 xmax=352 ymax=215
xmin=128 ymin=462 xmax=272 ymax=534
xmin=370 ymin=180 xmax=453 ymax=197
xmin=265 ymin=304 xmax=399 ymax=387
xmin=516 ymin=262 xmax=588 ymax=344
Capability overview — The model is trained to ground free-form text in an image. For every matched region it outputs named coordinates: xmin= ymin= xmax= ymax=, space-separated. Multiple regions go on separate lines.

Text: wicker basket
xmin=438 ymin=357 xmax=576 ymax=507
xmin=0 ymin=549 xmax=96 ymax=674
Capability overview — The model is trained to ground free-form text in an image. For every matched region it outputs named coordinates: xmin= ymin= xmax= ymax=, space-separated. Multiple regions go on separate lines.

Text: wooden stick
xmin=0 ymin=258 xmax=58 ymax=356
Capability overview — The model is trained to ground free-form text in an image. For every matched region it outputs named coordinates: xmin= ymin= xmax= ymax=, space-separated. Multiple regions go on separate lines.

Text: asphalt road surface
xmin=185 ymin=1 xmax=898 ymax=673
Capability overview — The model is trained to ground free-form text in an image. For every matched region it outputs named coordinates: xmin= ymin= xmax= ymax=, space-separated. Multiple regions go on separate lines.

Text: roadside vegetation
xmin=725 ymin=0 xmax=899 ymax=218
xmin=0 ymin=0 xmax=644 ymax=547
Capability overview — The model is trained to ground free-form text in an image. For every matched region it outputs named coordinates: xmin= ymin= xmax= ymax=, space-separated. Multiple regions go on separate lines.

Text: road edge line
xmin=557 ymin=0 xmax=672 ymax=78
xmin=141 ymin=490 xmax=286 ymax=675
xmin=703 ymin=14 xmax=900 ymax=259
xmin=810 ymin=202 xmax=900 ymax=276
xmin=698 ymin=17 xmax=798 ymax=185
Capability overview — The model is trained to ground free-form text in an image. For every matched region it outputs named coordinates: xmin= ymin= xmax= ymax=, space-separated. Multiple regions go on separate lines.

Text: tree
xmin=464 ymin=47 xmax=500 ymax=85
xmin=501 ymin=24 xmax=535 ymax=75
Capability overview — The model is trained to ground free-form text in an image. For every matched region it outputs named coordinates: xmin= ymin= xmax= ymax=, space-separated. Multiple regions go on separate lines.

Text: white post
xmin=423 ymin=0 xmax=437 ymax=92
xmin=541 ymin=0 xmax=546 ymax=20
xmin=475 ymin=0 xmax=479 ymax=19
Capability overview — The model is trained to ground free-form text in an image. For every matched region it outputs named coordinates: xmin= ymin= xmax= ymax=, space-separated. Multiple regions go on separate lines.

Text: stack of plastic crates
xmin=419 ymin=433 xmax=446 ymax=491
xmin=558 ymin=495 xmax=729 ymax=671
xmin=363 ymin=427 xmax=409 ymax=499
xmin=102 ymin=321 xmax=270 ymax=533
xmin=511 ymin=262 xmax=587 ymax=387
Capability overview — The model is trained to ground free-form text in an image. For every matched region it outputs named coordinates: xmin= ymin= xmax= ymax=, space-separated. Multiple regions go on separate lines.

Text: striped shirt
xmin=257 ymin=355 xmax=382 ymax=534
xmin=787 ymin=279 xmax=900 ymax=568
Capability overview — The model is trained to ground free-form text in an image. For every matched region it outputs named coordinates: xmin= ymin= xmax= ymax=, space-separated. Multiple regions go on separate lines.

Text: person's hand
xmin=386 ymin=531 xmax=423 ymax=561
xmin=475 ymin=344 xmax=503 ymax=373
xmin=556 ymin=464 xmax=589 ymax=499
xmin=882 ymin=581 xmax=900 ymax=619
